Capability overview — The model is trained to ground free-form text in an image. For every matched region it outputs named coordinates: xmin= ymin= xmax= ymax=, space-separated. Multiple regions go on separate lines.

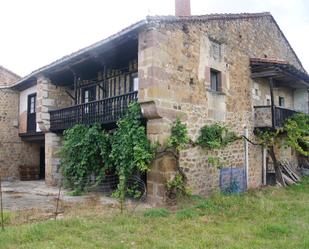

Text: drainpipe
xmin=244 ymin=126 xmax=249 ymax=189
xmin=262 ymin=147 xmax=267 ymax=185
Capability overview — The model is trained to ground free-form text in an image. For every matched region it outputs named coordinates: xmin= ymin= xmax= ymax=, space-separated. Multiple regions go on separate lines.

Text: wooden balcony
xmin=254 ymin=105 xmax=298 ymax=129
xmin=49 ymin=91 xmax=138 ymax=132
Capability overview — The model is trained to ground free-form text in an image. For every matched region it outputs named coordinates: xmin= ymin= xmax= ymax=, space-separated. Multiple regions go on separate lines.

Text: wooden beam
xmin=251 ymin=71 xmax=279 ymax=78
xmin=269 ymin=78 xmax=276 ymax=128
xmin=65 ymin=90 xmax=75 ymax=101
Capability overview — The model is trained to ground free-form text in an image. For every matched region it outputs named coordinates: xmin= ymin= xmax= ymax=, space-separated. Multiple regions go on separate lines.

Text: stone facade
xmin=0 ymin=66 xmax=20 ymax=87
xmin=36 ymin=75 xmax=73 ymax=132
xmin=45 ymin=132 xmax=63 ymax=185
xmin=0 ymin=67 xmax=40 ymax=180
xmin=34 ymin=75 xmax=73 ymax=185
xmin=6 ymin=13 xmax=307 ymax=201
xmin=138 ymin=15 xmax=306 ymax=201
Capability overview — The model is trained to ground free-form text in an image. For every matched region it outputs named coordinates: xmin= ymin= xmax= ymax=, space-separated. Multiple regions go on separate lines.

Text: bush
xmin=60 ymin=124 xmax=111 ymax=191
xmin=196 ymin=124 xmax=239 ymax=149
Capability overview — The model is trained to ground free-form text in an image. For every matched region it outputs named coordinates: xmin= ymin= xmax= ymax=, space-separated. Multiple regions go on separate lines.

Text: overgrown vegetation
xmin=110 ymin=103 xmax=156 ymax=206
xmin=257 ymin=113 xmax=309 ymax=185
xmin=60 ymin=103 xmax=156 ymax=204
xmin=167 ymin=118 xmax=190 ymax=150
xmin=60 ymin=124 xmax=111 ymax=191
xmin=165 ymin=120 xmax=240 ymax=198
xmin=1 ymin=178 xmax=308 ymax=249
xmin=165 ymin=119 xmax=191 ymax=198
xmin=196 ymin=124 xmax=239 ymax=149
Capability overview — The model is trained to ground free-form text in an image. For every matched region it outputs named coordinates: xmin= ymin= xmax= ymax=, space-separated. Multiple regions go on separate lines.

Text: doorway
xmin=39 ymin=146 xmax=45 ymax=179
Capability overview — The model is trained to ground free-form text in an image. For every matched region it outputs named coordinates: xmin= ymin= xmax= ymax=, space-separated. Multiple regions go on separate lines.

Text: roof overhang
xmin=250 ymin=58 xmax=309 ymax=89
xmin=11 ymin=20 xmax=147 ymax=91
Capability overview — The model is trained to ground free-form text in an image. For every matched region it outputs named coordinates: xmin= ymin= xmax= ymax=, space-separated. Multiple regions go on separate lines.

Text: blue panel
xmin=220 ymin=167 xmax=247 ymax=193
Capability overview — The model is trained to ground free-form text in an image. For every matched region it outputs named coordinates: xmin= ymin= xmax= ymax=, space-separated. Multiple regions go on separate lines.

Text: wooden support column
xmin=73 ymin=74 xmax=78 ymax=105
xmin=269 ymin=78 xmax=276 ymax=128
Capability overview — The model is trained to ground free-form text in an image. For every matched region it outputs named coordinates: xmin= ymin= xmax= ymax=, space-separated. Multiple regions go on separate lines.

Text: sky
xmin=0 ymin=0 xmax=308 ymax=77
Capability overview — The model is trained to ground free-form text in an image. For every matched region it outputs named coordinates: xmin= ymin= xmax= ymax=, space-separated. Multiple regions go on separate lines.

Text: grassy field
xmin=0 ymin=178 xmax=308 ymax=249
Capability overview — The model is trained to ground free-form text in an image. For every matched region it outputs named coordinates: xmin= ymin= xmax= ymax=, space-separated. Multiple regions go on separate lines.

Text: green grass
xmin=1 ymin=177 xmax=309 ymax=249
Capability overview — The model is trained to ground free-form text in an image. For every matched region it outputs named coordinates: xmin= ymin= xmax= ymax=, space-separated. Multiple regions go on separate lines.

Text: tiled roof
xmin=147 ymin=12 xmax=272 ymax=22
xmin=250 ymin=58 xmax=289 ymax=65
xmin=250 ymin=58 xmax=309 ymax=84
xmin=0 ymin=65 xmax=21 ymax=79
xmin=12 ymin=12 xmax=304 ymax=88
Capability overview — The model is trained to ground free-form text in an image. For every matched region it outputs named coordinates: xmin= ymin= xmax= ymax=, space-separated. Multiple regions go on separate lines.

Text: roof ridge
xmin=147 ymin=12 xmax=271 ymax=21
xmin=0 ymin=65 xmax=21 ymax=79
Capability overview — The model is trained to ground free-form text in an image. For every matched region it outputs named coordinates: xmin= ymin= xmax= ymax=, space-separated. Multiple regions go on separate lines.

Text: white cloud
xmin=0 ymin=0 xmax=308 ymax=75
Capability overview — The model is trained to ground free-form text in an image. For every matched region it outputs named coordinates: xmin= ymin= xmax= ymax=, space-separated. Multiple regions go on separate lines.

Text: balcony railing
xmin=49 ymin=91 xmax=138 ymax=131
xmin=254 ymin=105 xmax=298 ymax=128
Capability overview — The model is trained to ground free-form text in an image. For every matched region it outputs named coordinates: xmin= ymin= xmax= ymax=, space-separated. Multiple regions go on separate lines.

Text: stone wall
xmin=139 ymin=15 xmax=303 ymax=201
xmin=0 ymin=88 xmax=40 ymax=180
xmin=0 ymin=66 xmax=20 ymax=87
xmin=36 ymin=75 xmax=73 ymax=132
xmin=34 ymin=75 xmax=73 ymax=185
xmin=45 ymin=132 xmax=63 ymax=185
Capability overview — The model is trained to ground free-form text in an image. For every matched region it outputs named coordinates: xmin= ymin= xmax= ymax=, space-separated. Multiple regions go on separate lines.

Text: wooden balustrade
xmin=49 ymin=91 xmax=138 ymax=131
xmin=254 ymin=105 xmax=298 ymax=128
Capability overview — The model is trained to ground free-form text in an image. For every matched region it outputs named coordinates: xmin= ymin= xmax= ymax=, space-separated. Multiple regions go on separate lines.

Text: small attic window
xmin=210 ymin=40 xmax=221 ymax=61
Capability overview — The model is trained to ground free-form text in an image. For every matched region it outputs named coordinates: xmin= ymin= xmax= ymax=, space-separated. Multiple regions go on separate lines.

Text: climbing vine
xmin=60 ymin=124 xmax=111 ymax=192
xmin=165 ymin=119 xmax=191 ymax=199
xmin=60 ymin=103 xmax=156 ymax=206
xmin=110 ymin=102 xmax=156 ymax=207
xmin=165 ymin=120 xmax=240 ymax=198
xmin=196 ymin=124 xmax=240 ymax=149
xmin=257 ymin=113 xmax=309 ymax=157
xmin=257 ymin=113 xmax=309 ymax=186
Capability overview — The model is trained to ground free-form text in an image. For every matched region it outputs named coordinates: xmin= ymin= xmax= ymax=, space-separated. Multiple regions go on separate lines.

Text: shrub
xmin=60 ymin=123 xmax=111 ymax=191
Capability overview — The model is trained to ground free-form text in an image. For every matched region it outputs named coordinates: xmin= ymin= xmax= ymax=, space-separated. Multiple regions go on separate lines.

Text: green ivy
xmin=283 ymin=113 xmax=309 ymax=156
xmin=196 ymin=124 xmax=239 ymax=149
xmin=60 ymin=123 xmax=111 ymax=191
xmin=166 ymin=173 xmax=191 ymax=198
xmin=167 ymin=118 xmax=190 ymax=151
xmin=110 ymin=102 xmax=156 ymax=205
xmin=257 ymin=113 xmax=309 ymax=156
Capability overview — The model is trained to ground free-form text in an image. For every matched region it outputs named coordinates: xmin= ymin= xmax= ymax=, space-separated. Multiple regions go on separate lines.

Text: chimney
xmin=175 ymin=0 xmax=191 ymax=16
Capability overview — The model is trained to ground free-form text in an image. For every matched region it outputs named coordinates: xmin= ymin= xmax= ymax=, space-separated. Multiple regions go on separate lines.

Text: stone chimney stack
xmin=175 ymin=0 xmax=191 ymax=16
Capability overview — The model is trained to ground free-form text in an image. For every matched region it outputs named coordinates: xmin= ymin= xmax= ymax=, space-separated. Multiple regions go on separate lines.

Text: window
xmin=29 ymin=95 xmax=36 ymax=113
xmin=279 ymin=96 xmax=285 ymax=107
xmin=210 ymin=40 xmax=221 ymax=61
xmin=210 ymin=69 xmax=221 ymax=92
xmin=133 ymin=76 xmax=139 ymax=91
xmin=130 ymin=73 xmax=139 ymax=92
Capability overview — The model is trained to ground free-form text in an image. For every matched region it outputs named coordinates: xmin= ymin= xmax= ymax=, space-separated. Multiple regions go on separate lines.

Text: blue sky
xmin=0 ymin=0 xmax=308 ymax=76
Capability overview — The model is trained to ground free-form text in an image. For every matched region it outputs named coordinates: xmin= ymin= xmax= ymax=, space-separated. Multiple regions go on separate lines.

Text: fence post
xmin=244 ymin=126 xmax=249 ymax=189
xmin=54 ymin=179 xmax=62 ymax=220
xmin=0 ymin=171 xmax=4 ymax=231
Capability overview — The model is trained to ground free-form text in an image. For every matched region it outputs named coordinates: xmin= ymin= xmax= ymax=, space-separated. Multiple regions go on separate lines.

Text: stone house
xmin=0 ymin=66 xmax=41 ymax=180
xmin=5 ymin=0 xmax=309 ymax=202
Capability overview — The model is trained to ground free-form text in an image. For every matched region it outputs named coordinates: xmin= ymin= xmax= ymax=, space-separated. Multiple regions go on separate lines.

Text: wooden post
xmin=74 ymin=74 xmax=78 ymax=105
xmin=0 ymin=171 xmax=4 ymax=231
xmin=269 ymin=78 xmax=276 ymax=128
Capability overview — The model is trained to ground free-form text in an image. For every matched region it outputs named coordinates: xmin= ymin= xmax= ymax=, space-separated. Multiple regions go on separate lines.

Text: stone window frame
xmin=209 ymin=68 xmax=223 ymax=93
xmin=209 ymin=38 xmax=222 ymax=62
